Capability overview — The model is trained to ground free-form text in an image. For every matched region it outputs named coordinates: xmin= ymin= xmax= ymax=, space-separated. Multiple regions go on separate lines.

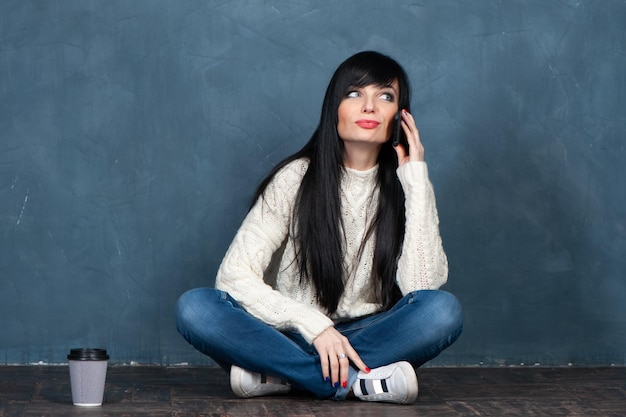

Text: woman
xmin=176 ymin=51 xmax=463 ymax=404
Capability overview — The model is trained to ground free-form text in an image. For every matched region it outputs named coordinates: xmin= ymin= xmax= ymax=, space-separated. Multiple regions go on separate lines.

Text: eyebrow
xmin=378 ymin=84 xmax=399 ymax=96
xmin=348 ymin=84 xmax=398 ymax=92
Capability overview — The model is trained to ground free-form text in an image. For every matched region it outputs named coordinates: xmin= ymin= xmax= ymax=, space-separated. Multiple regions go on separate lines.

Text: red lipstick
xmin=355 ymin=119 xmax=380 ymax=129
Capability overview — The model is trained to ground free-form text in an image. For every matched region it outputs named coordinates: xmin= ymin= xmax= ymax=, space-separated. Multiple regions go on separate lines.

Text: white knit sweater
xmin=216 ymin=158 xmax=448 ymax=343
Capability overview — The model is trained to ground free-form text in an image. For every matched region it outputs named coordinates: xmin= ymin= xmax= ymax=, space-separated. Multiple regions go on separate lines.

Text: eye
xmin=346 ymin=90 xmax=361 ymax=98
xmin=380 ymin=92 xmax=395 ymax=102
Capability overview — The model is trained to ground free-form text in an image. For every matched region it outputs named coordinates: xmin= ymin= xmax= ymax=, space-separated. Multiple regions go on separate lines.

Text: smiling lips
xmin=355 ymin=119 xmax=381 ymax=129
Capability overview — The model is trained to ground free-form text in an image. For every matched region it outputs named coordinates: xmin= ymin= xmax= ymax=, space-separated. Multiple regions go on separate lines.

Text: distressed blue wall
xmin=1 ymin=0 xmax=624 ymax=366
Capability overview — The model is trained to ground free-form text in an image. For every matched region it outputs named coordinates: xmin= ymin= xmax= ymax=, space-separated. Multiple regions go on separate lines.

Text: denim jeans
xmin=176 ymin=288 xmax=463 ymax=400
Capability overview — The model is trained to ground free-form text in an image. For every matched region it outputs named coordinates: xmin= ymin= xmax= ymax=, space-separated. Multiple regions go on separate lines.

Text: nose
xmin=362 ymin=95 xmax=375 ymax=113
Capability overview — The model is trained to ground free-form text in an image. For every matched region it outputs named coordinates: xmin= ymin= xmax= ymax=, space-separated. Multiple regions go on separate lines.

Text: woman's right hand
xmin=312 ymin=326 xmax=370 ymax=389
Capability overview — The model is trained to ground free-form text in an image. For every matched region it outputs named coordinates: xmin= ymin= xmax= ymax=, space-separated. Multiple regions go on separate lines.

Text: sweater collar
xmin=343 ymin=164 xmax=379 ymax=186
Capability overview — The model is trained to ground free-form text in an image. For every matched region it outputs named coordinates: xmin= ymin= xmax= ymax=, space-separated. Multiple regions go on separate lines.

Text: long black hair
xmin=251 ymin=51 xmax=411 ymax=314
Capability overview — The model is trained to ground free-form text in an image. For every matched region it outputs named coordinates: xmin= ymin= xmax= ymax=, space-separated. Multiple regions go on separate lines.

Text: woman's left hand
xmin=312 ymin=326 xmax=369 ymax=390
xmin=393 ymin=109 xmax=425 ymax=164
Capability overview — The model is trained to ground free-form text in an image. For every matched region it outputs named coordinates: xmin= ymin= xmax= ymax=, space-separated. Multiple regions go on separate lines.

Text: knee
xmin=175 ymin=287 xmax=216 ymax=332
xmin=412 ymin=290 xmax=463 ymax=337
xmin=431 ymin=291 xmax=464 ymax=338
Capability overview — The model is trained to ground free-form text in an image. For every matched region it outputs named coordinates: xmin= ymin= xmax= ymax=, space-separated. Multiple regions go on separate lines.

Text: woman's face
xmin=337 ymin=81 xmax=400 ymax=146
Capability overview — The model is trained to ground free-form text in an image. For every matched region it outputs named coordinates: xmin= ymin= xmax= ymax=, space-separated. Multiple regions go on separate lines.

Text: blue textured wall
xmin=1 ymin=1 xmax=625 ymax=366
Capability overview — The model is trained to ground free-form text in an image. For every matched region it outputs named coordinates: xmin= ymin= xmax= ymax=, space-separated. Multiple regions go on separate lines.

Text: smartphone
xmin=392 ymin=111 xmax=409 ymax=152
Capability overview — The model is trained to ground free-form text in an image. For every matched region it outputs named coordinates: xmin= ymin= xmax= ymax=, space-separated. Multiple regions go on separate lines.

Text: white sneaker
xmin=229 ymin=365 xmax=291 ymax=398
xmin=352 ymin=361 xmax=418 ymax=404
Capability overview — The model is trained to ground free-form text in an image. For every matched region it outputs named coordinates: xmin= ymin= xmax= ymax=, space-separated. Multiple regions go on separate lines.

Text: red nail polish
xmin=342 ymin=381 xmax=347 ymax=388
xmin=365 ymin=367 xmax=371 ymax=373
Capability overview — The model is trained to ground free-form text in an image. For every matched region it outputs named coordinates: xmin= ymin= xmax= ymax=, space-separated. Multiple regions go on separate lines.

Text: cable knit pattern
xmin=396 ymin=162 xmax=448 ymax=293
xmin=215 ymin=158 xmax=448 ymax=344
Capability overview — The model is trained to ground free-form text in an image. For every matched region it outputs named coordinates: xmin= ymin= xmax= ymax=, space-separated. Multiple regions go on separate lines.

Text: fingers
xmin=346 ymin=345 xmax=370 ymax=374
xmin=313 ymin=327 xmax=369 ymax=389
xmin=313 ymin=328 xmax=344 ymax=387
xmin=327 ymin=348 xmax=340 ymax=388
xmin=325 ymin=334 xmax=348 ymax=388
xmin=397 ymin=110 xmax=425 ymax=162
xmin=317 ymin=348 xmax=331 ymax=384
xmin=338 ymin=352 xmax=349 ymax=388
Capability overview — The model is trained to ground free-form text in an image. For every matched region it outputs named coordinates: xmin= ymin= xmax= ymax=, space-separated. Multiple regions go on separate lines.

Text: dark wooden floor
xmin=0 ymin=366 xmax=624 ymax=416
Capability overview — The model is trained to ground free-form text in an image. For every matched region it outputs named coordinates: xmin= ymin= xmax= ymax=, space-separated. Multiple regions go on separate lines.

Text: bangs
xmin=348 ymin=67 xmax=398 ymax=90
xmin=320 ymin=51 xmax=412 ymax=127
xmin=329 ymin=51 xmax=410 ymax=110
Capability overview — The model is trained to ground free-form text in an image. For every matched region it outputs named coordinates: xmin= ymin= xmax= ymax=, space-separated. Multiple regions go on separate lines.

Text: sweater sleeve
xmin=215 ymin=161 xmax=334 ymax=342
xmin=395 ymin=161 xmax=449 ymax=293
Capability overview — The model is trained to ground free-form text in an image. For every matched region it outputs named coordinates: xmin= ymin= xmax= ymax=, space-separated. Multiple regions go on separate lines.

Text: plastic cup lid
xmin=67 ymin=348 xmax=109 ymax=361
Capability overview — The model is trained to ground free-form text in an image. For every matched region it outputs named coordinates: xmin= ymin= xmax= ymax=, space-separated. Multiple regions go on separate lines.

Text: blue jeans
xmin=176 ymin=288 xmax=462 ymax=400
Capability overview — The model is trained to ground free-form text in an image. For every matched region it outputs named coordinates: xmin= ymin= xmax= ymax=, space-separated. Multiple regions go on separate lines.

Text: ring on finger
xmin=338 ymin=353 xmax=346 ymax=359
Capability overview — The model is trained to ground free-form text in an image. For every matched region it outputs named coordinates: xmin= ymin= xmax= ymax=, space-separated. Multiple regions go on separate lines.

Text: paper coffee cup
xmin=67 ymin=348 xmax=109 ymax=407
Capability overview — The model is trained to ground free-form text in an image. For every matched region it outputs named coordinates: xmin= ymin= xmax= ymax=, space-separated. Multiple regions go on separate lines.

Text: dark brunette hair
xmin=251 ymin=51 xmax=411 ymax=314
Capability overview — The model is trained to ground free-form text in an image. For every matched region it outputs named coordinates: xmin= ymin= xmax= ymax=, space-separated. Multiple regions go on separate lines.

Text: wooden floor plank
xmin=0 ymin=366 xmax=623 ymax=417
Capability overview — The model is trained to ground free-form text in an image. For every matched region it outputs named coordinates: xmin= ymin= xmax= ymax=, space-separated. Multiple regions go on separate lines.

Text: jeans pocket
xmin=218 ymin=290 xmax=243 ymax=309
